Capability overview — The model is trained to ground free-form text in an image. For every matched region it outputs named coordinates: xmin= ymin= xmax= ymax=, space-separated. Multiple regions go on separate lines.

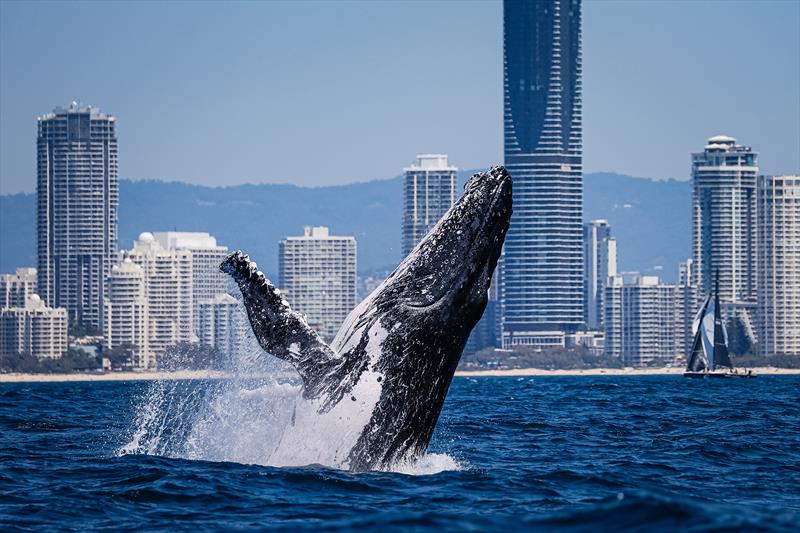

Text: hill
xmin=0 ymin=172 xmax=690 ymax=281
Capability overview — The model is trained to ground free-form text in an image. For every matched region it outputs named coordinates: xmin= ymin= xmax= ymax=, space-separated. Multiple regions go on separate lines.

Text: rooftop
xmin=404 ymin=154 xmax=458 ymax=172
xmin=39 ymin=101 xmax=114 ymax=121
xmin=153 ymin=231 xmax=225 ymax=250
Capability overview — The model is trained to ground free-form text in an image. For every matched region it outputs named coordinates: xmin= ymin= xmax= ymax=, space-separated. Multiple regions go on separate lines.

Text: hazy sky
xmin=1 ymin=0 xmax=798 ymax=194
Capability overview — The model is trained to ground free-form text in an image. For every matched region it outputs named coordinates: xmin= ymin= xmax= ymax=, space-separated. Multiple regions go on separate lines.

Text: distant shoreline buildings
xmin=2 ymin=3 xmax=799 ymax=370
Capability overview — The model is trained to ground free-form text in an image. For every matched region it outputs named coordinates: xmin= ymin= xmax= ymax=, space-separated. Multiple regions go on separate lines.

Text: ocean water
xmin=1 ymin=375 xmax=799 ymax=531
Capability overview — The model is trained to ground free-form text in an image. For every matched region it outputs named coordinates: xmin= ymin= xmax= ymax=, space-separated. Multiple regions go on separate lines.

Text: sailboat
xmin=683 ymin=277 xmax=756 ymax=379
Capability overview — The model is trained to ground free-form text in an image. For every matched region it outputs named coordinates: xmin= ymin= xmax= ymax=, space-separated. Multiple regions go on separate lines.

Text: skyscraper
xmin=692 ymin=135 xmax=758 ymax=342
xmin=502 ymin=0 xmax=583 ymax=346
xmin=37 ymin=103 xmax=118 ymax=332
xmin=402 ymin=154 xmax=458 ymax=256
xmin=583 ymin=220 xmax=616 ymax=330
xmin=279 ymin=226 xmax=357 ymax=341
xmin=756 ymin=175 xmax=800 ymax=356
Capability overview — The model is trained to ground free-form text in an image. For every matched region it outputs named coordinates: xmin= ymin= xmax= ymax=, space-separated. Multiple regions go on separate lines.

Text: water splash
xmin=383 ymin=453 xmax=468 ymax=476
xmin=118 ymin=288 xmax=461 ymax=474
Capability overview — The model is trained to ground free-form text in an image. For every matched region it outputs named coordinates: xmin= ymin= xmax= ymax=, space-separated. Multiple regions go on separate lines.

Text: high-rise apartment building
xmin=402 ymin=154 xmax=458 ymax=256
xmin=104 ymin=258 xmax=149 ymax=369
xmin=1 ymin=268 xmax=38 ymax=309
xmin=125 ymin=233 xmax=194 ymax=360
xmin=279 ymin=226 xmax=357 ymax=341
xmin=757 ymin=175 xmax=800 ymax=356
xmin=152 ymin=232 xmax=229 ymax=336
xmin=583 ymin=220 xmax=616 ymax=329
xmin=197 ymin=293 xmax=248 ymax=359
xmin=604 ymin=274 xmax=692 ymax=367
xmin=502 ymin=0 xmax=584 ymax=346
xmin=37 ymin=103 xmax=118 ymax=332
xmin=692 ymin=135 xmax=758 ymax=339
xmin=0 ymin=295 xmax=68 ymax=360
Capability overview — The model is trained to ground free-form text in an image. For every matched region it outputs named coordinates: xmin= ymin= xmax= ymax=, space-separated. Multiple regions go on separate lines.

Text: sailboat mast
xmin=713 ymin=275 xmax=720 ymax=371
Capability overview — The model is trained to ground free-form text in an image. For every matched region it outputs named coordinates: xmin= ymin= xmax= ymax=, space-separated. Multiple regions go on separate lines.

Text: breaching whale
xmin=221 ymin=165 xmax=512 ymax=471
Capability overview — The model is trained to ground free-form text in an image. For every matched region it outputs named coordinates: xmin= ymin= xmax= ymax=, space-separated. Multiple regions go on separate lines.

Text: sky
xmin=0 ymin=0 xmax=798 ymax=194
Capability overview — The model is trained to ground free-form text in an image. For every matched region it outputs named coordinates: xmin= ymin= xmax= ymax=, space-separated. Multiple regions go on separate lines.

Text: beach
xmin=1 ymin=366 xmax=799 ymax=383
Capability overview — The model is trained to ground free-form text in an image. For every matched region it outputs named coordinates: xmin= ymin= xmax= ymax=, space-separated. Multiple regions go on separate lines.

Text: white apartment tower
xmin=402 ymin=154 xmax=458 ymax=256
xmin=692 ymin=135 xmax=758 ymax=336
xmin=279 ymin=226 xmax=357 ymax=341
xmin=125 ymin=233 xmax=193 ymax=360
xmin=757 ymin=175 xmax=800 ymax=356
xmin=1 ymin=268 xmax=38 ymax=309
xmin=583 ymin=220 xmax=617 ymax=329
xmin=152 ymin=232 xmax=229 ymax=336
xmin=197 ymin=293 xmax=247 ymax=359
xmin=604 ymin=274 xmax=692 ymax=367
xmin=37 ymin=103 xmax=118 ymax=332
xmin=104 ymin=259 xmax=150 ymax=369
xmin=0 ymin=295 xmax=68 ymax=360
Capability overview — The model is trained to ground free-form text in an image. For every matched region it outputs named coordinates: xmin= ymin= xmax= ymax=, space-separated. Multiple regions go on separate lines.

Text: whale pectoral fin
xmin=221 ymin=251 xmax=339 ymax=383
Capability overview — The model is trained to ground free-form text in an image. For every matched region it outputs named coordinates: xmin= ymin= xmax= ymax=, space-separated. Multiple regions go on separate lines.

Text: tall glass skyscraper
xmin=37 ymin=103 xmax=118 ymax=332
xmin=502 ymin=0 xmax=583 ymax=346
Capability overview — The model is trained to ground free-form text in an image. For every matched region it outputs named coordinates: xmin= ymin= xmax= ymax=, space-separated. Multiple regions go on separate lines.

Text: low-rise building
xmin=0 ymin=294 xmax=68 ymax=360
xmin=1 ymin=268 xmax=38 ymax=309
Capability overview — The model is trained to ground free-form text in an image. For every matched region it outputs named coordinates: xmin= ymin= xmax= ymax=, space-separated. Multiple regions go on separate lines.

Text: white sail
xmin=692 ymin=295 xmax=710 ymax=336
xmin=700 ymin=295 xmax=716 ymax=370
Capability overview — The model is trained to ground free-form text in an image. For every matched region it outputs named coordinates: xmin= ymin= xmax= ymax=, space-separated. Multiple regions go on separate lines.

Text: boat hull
xmin=683 ymin=371 xmax=757 ymax=379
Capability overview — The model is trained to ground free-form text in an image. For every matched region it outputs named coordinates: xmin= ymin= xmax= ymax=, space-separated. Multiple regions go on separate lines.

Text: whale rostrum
xmin=221 ymin=165 xmax=512 ymax=471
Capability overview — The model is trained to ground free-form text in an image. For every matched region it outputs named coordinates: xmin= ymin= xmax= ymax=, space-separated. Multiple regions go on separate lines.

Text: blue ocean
xmin=1 ymin=375 xmax=799 ymax=531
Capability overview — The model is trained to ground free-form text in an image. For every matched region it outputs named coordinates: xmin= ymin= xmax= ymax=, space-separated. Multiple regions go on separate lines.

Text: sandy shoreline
xmin=1 ymin=367 xmax=798 ymax=383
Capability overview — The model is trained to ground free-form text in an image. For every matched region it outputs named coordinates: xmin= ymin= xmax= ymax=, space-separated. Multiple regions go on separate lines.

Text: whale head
xmin=391 ymin=164 xmax=511 ymax=319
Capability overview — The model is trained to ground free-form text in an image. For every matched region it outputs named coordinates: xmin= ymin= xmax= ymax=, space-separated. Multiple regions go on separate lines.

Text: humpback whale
xmin=221 ymin=165 xmax=512 ymax=471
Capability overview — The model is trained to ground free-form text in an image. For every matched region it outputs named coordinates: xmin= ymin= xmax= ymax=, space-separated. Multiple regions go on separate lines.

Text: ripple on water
xmin=0 ymin=376 xmax=799 ymax=531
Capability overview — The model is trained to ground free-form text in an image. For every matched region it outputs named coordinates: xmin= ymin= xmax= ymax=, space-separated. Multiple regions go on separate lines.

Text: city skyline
xmin=1 ymin=2 xmax=798 ymax=366
xmin=1 ymin=0 xmax=798 ymax=194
